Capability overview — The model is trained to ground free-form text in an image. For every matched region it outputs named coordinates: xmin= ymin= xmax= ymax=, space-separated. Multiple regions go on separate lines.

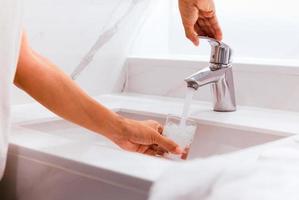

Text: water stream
xmin=163 ymin=87 xmax=196 ymax=160
xmin=179 ymin=87 xmax=195 ymax=130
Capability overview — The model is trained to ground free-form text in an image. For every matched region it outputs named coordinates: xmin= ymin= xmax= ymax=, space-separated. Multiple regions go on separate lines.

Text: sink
xmin=1 ymin=108 xmax=287 ymax=200
xmin=19 ymin=110 xmax=284 ymax=160
xmin=20 ymin=118 xmax=119 ymax=149
xmin=118 ymin=111 xmax=284 ymax=159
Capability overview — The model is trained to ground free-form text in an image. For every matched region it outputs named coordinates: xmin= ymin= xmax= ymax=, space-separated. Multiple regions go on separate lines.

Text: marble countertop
xmin=9 ymin=93 xmax=299 ymax=192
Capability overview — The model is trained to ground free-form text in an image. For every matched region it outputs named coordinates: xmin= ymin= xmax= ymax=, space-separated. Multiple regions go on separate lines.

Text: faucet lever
xmin=200 ymin=36 xmax=232 ymax=68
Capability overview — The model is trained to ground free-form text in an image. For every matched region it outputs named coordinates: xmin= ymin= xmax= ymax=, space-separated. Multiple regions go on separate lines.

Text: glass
xmin=162 ymin=115 xmax=198 ymax=160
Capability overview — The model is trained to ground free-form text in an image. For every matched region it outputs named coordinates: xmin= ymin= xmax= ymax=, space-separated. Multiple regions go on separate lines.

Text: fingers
xmin=142 ymin=120 xmax=183 ymax=154
xmin=151 ymin=133 xmax=183 ymax=155
xmin=136 ymin=144 xmax=149 ymax=154
xmin=121 ymin=141 xmax=167 ymax=156
xmin=196 ymin=10 xmax=223 ymax=40
xmin=208 ymin=15 xmax=222 ymax=40
xmin=197 ymin=19 xmax=212 ymax=38
xmin=131 ymin=143 xmax=167 ymax=157
xmin=144 ymin=120 xmax=163 ymax=134
xmin=182 ymin=12 xmax=222 ymax=45
xmin=157 ymin=124 xmax=163 ymax=134
xmin=179 ymin=0 xmax=222 ymax=45
xmin=179 ymin=1 xmax=200 ymax=46
xmin=119 ymin=119 xmax=183 ymax=155
xmin=194 ymin=23 xmax=206 ymax=37
xmin=184 ymin=24 xmax=200 ymax=46
xmin=144 ymin=145 xmax=165 ymax=156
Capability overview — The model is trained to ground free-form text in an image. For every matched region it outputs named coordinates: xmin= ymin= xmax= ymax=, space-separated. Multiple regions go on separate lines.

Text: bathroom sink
xmin=19 ymin=110 xmax=284 ymax=160
xmin=118 ymin=111 xmax=284 ymax=159
xmin=20 ymin=118 xmax=119 ymax=149
xmin=3 ymin=104 xmax=289 ymax=200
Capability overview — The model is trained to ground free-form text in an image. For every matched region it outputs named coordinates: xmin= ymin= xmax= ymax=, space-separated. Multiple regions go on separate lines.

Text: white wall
xmin=131 ymin=0 xmax=299 ymax=62
xmin=14 ymin=0 xmax=299 ymax=105
xmin=12 ymin=0 xmax=151 ymax=105
xmin=130 ymin=0 xmax=170 ymax=57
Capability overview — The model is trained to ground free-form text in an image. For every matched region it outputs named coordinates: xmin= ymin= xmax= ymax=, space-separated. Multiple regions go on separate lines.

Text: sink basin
xmin=20 ymin=117 xmax=119 ymax=149
xmin=2 ymin=108 xmax=287 ymax=200
xmin=19 ymin=110 xmax=284 ymax=160
xmin=118 ymin=111 xmax=284 ymax=159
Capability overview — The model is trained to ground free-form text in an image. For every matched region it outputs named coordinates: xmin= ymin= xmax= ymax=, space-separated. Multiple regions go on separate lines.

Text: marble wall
xmin=126 ymin=56 xmax=299 ymax=112
xmin=12 ymin=0 xmax=299 ymax=109
xmin=12 ymin=0 xmax=152 ymax=105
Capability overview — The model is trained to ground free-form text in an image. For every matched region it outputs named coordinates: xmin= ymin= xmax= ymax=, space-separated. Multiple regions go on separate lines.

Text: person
xmin=0 ymin=0 xmax=222 ymax=179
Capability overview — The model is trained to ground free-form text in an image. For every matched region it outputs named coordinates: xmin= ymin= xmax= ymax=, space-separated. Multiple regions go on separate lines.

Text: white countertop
xmin=13 ymin=93 xmax=299 ymax=136
xmin=9 ymin=93 xmax=299 ymax=192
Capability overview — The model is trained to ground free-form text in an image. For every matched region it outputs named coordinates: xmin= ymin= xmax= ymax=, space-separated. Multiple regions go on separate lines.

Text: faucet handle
xmin=199 ymin=36 xmax=232 ymax=66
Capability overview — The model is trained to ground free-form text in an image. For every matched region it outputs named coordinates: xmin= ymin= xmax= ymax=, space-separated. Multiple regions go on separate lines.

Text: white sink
xmin=19 ymin=118 xmax=119 ymax=149
xmin=18 ymin=110 xmax=284 ymax=160
xmin=1 ymin=101 xmax=289 ymax=200
xmin=118 ymin=111 xmax=284 ymax=159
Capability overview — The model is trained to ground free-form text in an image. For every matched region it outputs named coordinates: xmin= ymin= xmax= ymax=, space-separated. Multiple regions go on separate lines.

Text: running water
xmin=163 ymin=87 xmax=196 ymax=160
xmin=179 ymin=87 xmax=195 ymax=129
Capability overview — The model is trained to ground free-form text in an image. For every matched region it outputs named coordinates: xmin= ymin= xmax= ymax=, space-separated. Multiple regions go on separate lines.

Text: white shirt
xmin=0 ymin=0 xmax=23 ymax=179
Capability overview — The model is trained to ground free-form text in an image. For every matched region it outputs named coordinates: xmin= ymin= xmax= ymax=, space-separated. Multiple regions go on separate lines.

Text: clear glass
xmin=162 ymin=115 xmax=198 ymax=160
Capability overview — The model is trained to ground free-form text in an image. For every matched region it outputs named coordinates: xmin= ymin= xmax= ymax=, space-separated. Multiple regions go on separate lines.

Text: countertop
xmin=9 ymin=93 xmax=299 ymax=192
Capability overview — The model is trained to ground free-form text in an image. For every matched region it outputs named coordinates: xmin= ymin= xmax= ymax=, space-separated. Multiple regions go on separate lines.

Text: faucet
xmin=185 ymin=37 xmax=236 ymax=112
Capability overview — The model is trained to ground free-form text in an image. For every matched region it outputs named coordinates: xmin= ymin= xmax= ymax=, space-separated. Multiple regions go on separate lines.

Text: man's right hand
xmin=107 ymin=116 xmax=183 ymax=156
xmin=179 ymin=0 xmax=222 ymax=46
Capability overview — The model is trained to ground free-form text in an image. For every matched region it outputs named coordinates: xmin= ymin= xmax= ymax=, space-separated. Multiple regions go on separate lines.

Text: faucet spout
xmin=185 ymin=67 xmax=228 ymax=90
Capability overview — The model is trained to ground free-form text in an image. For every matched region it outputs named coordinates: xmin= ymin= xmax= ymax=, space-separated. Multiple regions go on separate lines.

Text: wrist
xmin=98 ymin=110 xmax=127 ymax=141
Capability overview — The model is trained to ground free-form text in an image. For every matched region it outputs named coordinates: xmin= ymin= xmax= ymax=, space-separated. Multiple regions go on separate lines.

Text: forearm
xmin=13 ymin=33 xmax=181 ymax=155
xmin=14 ymin=36 xmax=122 ymax=139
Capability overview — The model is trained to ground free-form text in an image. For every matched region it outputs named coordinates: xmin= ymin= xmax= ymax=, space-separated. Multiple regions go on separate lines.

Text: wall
xmin=131 ymin=0 xmax=299 ymax=62
xmin=12 ymin=0 xmax=152 ymax=105
xmin=14 ymin=0 xmax=299 ymax=105
xmin=127 ymin=0 xmax=299 ymax=111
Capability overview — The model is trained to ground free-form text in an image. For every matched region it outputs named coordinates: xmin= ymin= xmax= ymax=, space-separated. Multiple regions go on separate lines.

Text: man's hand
xmin=109 ymin=118 xmax=183 ymax=156
xmin=179 ymin=0 xmax=222 ymax=46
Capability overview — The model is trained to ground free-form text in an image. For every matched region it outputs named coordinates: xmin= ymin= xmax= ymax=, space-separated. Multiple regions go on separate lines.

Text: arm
xmin=14 ymin=33 xmax=182 ymax=155
xmin=179 ymin=0 xmax=222 ymax=46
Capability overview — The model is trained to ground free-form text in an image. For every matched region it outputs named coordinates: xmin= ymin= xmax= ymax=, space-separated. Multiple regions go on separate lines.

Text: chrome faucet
xmin=185 ymin=37 xmax=236 ymax=112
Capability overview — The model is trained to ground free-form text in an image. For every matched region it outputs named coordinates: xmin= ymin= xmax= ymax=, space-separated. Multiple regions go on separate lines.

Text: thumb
xmin=151 ymin=133 xmax=183 ymax=155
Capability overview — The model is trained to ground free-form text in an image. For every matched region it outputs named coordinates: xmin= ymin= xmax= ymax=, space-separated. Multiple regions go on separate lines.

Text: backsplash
xmin=126 ymin=56 xmax=299 ymax=112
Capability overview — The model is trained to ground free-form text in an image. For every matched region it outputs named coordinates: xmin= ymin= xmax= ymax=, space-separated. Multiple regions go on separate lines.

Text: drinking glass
xmin=162 ymin=115 xmax=198 ymax=160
